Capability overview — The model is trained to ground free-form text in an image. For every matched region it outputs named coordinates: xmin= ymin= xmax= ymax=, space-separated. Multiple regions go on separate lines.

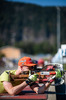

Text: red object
xmin=18 ymin=56 xmax=36 ymax=67
xmin=49 ymin=79 xmax=55 ymax=83
xmin=38 ymin=59 xmax=44 ymax=65
xmin=0 ymin=86 xmax=47 ymax=100
xmin=46 ymin=65 xmax=53 ymax=71
xmin=50 ymin=72 xmax=56 ymax=75
xmin=39 ymin=79 xmax=48 ymax=83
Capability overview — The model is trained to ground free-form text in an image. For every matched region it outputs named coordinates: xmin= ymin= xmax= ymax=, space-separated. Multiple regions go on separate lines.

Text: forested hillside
xmin=0 ymin=0 xmax=66 ymax=54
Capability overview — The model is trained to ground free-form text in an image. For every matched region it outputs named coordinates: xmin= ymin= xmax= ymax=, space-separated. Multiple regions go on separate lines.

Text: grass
xmin=63 ymin=64 xmax=66 ymax=70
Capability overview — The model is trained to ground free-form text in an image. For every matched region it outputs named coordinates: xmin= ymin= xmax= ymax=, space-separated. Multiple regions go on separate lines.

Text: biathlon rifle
xmin=10 ymin=70 xmax=65 ymax=86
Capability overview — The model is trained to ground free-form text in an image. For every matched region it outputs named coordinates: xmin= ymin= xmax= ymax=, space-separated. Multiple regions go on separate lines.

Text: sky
xmin=6 ymin=0 xmax=66 ymax=7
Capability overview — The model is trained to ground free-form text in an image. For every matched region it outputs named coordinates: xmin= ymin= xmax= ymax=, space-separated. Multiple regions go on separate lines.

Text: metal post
xmin=57 ymin=7 xmax=60 ymax=50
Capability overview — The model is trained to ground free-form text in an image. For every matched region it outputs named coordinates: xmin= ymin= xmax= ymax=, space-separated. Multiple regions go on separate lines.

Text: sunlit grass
xmin=63 ymin=64 xmax=66 ymax=70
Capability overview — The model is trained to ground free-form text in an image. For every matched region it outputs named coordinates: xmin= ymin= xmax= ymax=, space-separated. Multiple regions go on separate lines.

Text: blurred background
xmin=0 ymin=0 xmax=66 ymax=74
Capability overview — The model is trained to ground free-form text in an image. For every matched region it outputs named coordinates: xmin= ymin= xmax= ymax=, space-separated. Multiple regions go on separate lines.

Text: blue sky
xmin=6 ymin=0 xmax=66 ymax=7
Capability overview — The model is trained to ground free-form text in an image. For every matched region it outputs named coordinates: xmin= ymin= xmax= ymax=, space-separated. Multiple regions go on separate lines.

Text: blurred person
xmin=0 ymin=56 xmax=62 ymax=95
xmin=37 ymin=58 xmax=45 ymax=70
xmin=32 ymin=59 xmax=38 ymax=70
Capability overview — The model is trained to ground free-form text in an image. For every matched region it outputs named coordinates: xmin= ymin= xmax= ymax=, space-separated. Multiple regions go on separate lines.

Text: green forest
xmin=0 ymin=0 xmax=66 ymax=55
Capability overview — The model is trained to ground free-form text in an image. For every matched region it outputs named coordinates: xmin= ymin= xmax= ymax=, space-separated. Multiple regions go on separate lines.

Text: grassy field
xmin=63 ymin=64 xmax=66 ymax=70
